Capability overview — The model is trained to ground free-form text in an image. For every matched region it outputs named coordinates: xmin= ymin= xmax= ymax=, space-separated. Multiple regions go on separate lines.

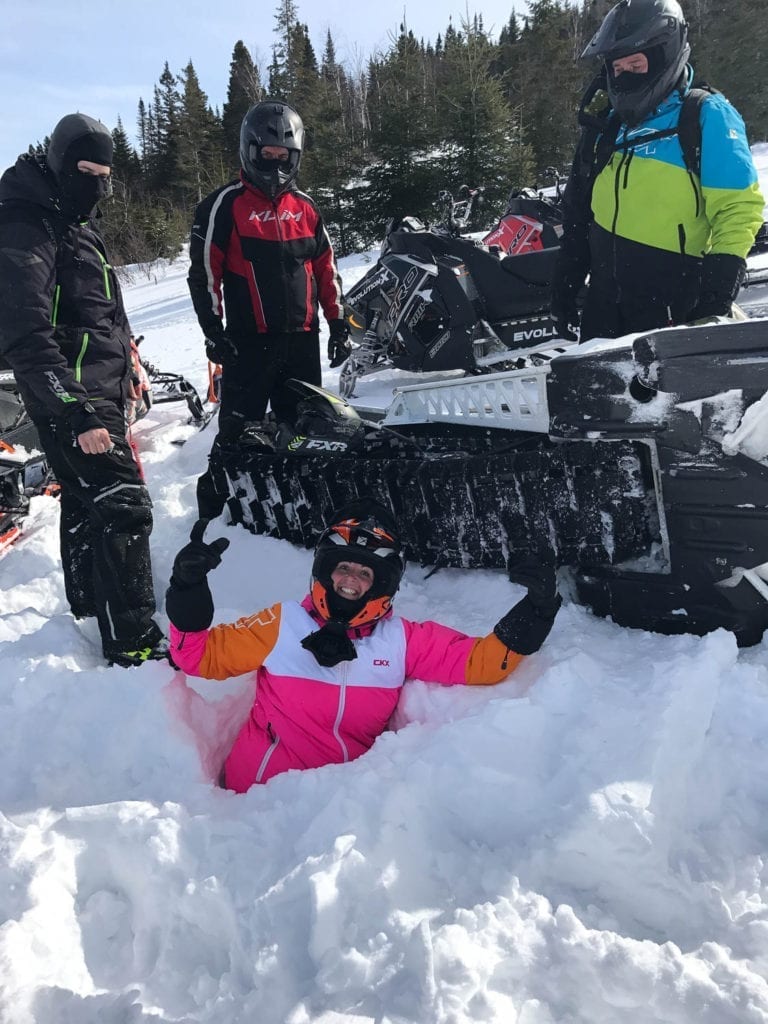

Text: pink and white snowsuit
xmin=170 ymin=595 xmax=522 ymax=792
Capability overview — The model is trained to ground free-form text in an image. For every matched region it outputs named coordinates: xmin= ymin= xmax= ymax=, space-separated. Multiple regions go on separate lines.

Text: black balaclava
xmin=46 ymin=113 xmax=113 ymax=220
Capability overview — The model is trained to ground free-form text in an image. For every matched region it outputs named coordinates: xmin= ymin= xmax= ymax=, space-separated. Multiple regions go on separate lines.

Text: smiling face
xmin=331 ymin=561 xmax=375 ymax=600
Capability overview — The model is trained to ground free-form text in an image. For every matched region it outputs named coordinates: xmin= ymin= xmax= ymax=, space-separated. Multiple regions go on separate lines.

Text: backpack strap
xmin=677 ymin=84 xmax=718 ymax=177
xmin=575 ymin=72 xmax=623 ymax=187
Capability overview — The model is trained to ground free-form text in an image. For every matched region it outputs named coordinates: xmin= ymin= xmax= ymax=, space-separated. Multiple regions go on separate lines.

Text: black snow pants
xmin=197 ymin=332 xmax=321 ymax=519
xmin=33 ymin=400 xmax=162 ymax=658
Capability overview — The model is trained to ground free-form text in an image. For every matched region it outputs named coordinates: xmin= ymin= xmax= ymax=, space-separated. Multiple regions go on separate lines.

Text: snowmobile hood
xmin=0 ymin=154 xmax=61 ymax=215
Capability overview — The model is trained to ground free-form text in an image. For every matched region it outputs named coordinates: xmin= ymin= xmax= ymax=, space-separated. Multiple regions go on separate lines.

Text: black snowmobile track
xmin=223 ymin=319 xmax=768 ymax=646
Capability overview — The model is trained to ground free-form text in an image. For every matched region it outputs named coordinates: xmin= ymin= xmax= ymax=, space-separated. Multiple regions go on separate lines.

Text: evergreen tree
xmin=510 ymin=0 xmax=584 ymax=175
xmin=361 ymin=27 xmax=441 ymax=237
xmin=304 ymin=29 xmax=364 ymax=254
xmin=137 ymin=98 xmax=150 ymax=171
xmin=147 ymin=63 xmax=183 ymax=189
xmin=435 ymin=18 xmax=529 ymax=208
xmin=269 ymin=0 xmax=300 ymax=97
xmin=111 ymin=117 xmax=141 ymax=186
xmin=291 ymin=23 xmax=319 ymax=115
xmin=177 ymin=60 xmax=223 ymax=202
xmin=687 ymin=0 xmax=768 ymax=141
xmin=222 ymin=41 xmax=263 ymax=175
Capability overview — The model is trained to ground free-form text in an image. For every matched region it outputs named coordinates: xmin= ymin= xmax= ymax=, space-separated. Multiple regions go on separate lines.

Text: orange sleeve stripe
xmin=464 ymin=632 xmax=525 ymax=685
xmin=199 ymin=603 xmax=282 ymax=679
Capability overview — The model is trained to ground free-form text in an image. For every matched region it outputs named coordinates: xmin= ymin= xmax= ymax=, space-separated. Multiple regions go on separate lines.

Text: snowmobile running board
xmin=223 ymin=319 xmax=768 ymax=646
xmin=382 ymin=363 xmax=553 ymax=433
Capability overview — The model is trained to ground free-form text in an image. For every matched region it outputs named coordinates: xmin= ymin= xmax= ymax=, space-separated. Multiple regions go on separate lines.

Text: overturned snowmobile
xmin=221 ymin=318 xmax=768 ymax=647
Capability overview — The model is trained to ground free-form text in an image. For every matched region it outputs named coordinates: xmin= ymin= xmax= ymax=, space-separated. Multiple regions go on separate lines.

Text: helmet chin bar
xmin=243 ymin=150 xmax=300 ymax=198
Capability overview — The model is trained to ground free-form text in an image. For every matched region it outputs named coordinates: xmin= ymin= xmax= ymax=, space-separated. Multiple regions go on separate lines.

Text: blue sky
xmin=1 ymin=0 xmax=523 ymax=171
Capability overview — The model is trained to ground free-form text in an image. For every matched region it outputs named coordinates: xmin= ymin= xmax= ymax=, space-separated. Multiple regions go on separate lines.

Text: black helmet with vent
xmin=239 ymin=100 xmax=304 ymax=198
xmin=582 ymin=0 xmax=690 ymax=126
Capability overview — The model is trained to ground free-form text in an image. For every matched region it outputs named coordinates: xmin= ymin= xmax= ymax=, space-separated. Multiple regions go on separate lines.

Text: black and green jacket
xmin=0 ymin=154 xmax=132 ymax=431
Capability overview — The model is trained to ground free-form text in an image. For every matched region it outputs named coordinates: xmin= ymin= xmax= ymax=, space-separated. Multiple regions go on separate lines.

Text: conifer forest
xmin=31 ymin=0 xmax=767 ymax=265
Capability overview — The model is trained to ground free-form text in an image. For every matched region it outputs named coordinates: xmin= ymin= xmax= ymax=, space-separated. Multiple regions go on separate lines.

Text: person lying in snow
xmin=166 ymin=499 xmax=561 ymax=793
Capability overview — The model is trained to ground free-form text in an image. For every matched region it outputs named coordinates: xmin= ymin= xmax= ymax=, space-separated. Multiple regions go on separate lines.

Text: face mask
xmin=59 ymin=169 xmax=112 ymax=219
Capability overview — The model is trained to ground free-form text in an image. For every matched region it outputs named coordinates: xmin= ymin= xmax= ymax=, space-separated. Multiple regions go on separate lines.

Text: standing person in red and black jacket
xmin=188 ymin=99 xmax=349 ymax=519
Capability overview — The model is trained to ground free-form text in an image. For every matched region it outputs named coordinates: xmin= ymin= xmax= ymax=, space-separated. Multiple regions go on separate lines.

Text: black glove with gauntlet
xmin=493 ymin=553 xmax=562 ymax=656
xmin=205 ymin=329 xmax=239 ymax=366
xmin=688 ymin=253 xmax=746 ymax=321
xmin=165 ymin=519 xmax=230 ymax=632
xmin=327 ymin=320 xmax=352 ymax=368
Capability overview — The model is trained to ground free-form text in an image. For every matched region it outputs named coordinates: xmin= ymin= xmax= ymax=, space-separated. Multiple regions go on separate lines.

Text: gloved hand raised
xmin=493 ymin=552 xmax=562 ymax=656
xmin=507 ymin=553 xmax=561 ymax=617
xmin=171 ymin=518 xmax=230 ymax=588
xmin=166 ymin=519 xmax=230 ymax=632
xmin=327 ymin=319 xmax=352 ymax=368
xmin=205 ymin=330 xmax=239 ymax=366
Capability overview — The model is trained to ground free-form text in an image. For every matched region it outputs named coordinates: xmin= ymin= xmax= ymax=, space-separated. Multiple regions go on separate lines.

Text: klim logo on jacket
xmin=248 ymin=210 xmax=304 ymax=224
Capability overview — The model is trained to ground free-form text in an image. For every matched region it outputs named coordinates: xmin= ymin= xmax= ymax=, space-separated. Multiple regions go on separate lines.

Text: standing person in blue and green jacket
xmin=551 ymin=0 xmax=765 ymax=343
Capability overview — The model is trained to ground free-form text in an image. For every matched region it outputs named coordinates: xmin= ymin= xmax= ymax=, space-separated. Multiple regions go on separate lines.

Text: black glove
xmin=327 ymin=320 xmax=351 ymax=368
xmin=551 ymin=255 xmax=584 ymax=342
xmin=165 ymin=519 xmax=230 ymax=632
xmin=205 ymin=330 xmax=239 ymax=366
xmin=688 ymin=253 xmax=746 ymax=321
xmin=493 ymin=554 xmax=562 ymax=656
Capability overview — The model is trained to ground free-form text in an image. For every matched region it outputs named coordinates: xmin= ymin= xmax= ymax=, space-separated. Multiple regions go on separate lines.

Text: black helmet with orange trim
xmin=310 ymin=498 xmax=405 ymax=627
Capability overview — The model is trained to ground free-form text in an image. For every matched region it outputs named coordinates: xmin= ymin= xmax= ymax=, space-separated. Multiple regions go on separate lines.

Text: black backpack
xmin=588 ymin=83 xmax=718 ymax=181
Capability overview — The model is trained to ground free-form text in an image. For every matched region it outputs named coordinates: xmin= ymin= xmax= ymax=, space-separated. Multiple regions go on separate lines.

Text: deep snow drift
xmin=2 ymin=154 xmax=768 ymax=1023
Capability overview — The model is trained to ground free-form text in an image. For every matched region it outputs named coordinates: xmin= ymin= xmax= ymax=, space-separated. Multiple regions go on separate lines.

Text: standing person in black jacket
xmin=187 ymin=99 xmax=348 ymax=520
xmin=0 ymin=113 xmax=165 ymax=667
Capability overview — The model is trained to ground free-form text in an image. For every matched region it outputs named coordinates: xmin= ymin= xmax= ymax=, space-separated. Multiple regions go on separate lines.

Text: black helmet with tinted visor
xmin=239 ymin=100 xmax=304 ymax=199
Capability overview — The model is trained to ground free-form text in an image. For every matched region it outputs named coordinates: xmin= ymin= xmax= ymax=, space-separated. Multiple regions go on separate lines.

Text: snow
xmin=3 ymin=249 xmax=768 ymax=1024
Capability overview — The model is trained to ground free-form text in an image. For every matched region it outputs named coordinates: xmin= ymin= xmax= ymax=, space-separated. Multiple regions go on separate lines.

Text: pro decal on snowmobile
xmin=339 ymin=193 xmax=565 ymax=398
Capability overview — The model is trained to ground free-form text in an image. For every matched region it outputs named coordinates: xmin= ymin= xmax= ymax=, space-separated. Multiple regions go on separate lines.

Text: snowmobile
xmin=218 ymin=316 xmax=768 ymax=648
xmin=0 ymin=347 xmax=213 ymax=554
xmin=482 ymin=184 xmax=564 ymax=256
xmin=432 ymin=168 xmax=564 ymax=252
xmin=432 ymin=185 xmax=487 ymax=238
xmin=127 ymin=335 xmax=214 ymax=429
xmin=339 ymin=197 xmax=563 ymax=399
xmin=0 ymin=368 xmax=55 ymax=553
